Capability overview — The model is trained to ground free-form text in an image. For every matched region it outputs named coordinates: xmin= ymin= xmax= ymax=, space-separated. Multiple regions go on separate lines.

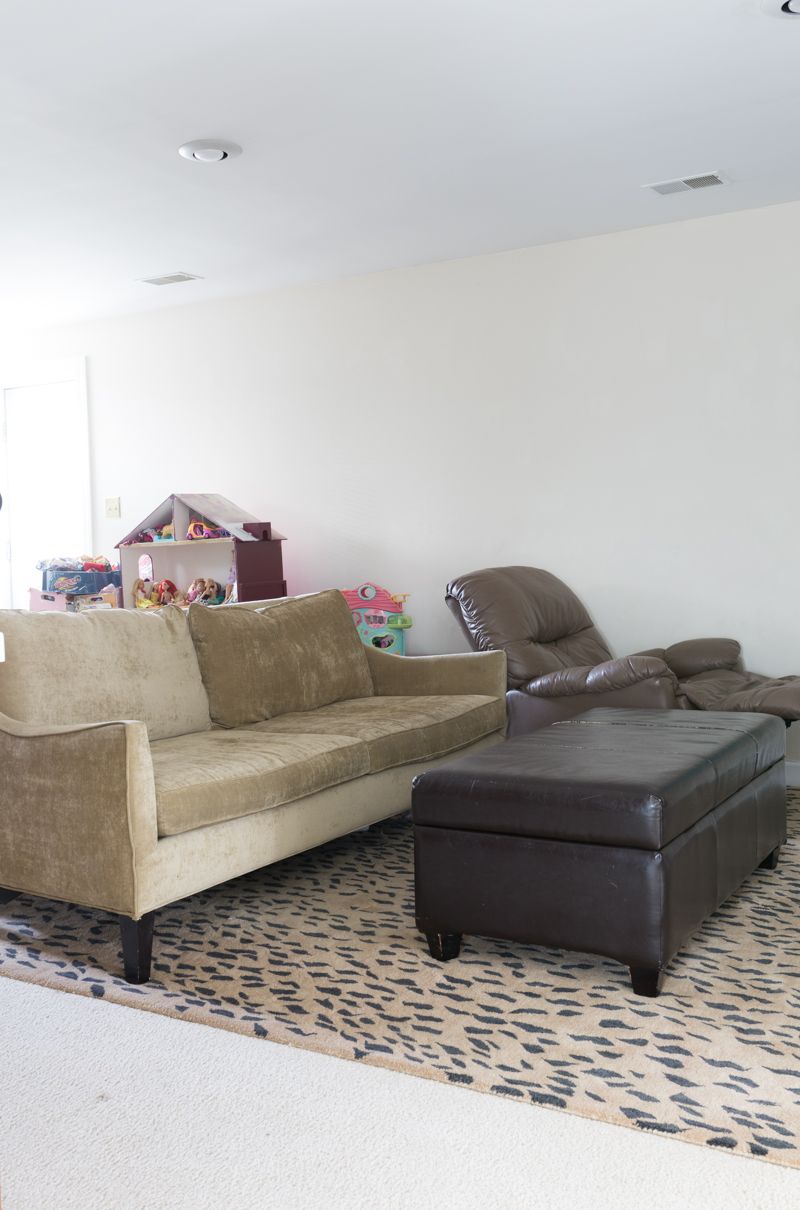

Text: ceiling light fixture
xmin=138 ymin=272 xmax=203 ymax=287
xmin=178 ymin=139 xmax=242 ymax=163
xmin=760 ymin=0 xmax=800 ymax=15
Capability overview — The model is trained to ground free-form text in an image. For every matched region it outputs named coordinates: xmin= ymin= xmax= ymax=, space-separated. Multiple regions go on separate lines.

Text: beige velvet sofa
xmin=0 ymin=590 xmax=505 ymax=982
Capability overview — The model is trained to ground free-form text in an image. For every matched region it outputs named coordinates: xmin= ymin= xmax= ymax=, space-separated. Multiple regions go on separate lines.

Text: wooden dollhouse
xmin=117 ymin=493 xmax=286 ymax=608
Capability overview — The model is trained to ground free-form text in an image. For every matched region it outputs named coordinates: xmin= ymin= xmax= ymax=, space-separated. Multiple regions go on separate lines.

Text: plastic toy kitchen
xmin=341 ymin=582 xmax=412 ymax=654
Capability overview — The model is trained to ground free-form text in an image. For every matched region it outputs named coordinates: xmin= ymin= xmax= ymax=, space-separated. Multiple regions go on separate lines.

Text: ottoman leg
xmin=759 ymin=846 xmax=781 ymax=870
xmin=629 ymin=966 xmax=663 ymax=998
xmin=426 ymin=931 xmax=462 ymax=962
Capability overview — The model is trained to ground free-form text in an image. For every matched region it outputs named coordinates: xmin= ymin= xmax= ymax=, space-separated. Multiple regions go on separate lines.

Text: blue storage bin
xmin=42 ymin=568 xmax=121 ymax=594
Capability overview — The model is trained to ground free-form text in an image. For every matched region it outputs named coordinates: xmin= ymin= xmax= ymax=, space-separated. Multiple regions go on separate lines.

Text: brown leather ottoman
xmin=412 ymin=709 xmax=786 ymax=996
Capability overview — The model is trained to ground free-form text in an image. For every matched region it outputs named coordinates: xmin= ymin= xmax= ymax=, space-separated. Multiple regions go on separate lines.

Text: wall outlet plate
xmin=105 ymin=496 xmax=121 ymax=519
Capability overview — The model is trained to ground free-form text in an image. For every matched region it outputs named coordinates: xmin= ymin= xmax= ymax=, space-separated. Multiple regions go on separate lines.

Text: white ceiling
xmin=2 ymin=0 xmax=799 ymax=329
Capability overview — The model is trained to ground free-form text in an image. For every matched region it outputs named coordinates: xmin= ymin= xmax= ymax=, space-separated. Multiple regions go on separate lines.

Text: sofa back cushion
xmin=187 ymin=590 xmax=374 ymax=727
xmin=0 ymin=605 xmax=212 ymax=740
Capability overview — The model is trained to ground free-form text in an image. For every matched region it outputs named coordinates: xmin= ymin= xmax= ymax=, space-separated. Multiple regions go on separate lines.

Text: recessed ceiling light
xmin=178 ymin=139 xmax=242 ymax=163
xmin=760 ymin=0 xmax=800 ymax=15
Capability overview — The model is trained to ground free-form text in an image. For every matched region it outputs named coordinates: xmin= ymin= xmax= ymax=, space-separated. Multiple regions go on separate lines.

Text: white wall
xmin=32 ymin=200 xmax=800 ymax=697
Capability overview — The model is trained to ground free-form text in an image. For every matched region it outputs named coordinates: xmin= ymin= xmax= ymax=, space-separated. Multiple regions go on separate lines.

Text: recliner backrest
xmin=446 ymin=566 xmax=612 ymax=689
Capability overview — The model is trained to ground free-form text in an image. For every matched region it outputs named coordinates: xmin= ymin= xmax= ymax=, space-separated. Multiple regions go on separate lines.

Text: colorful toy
xmin=199 ymin=578 xmax=224 ymax=604
xmin=186 ymin=519 xmax=230 ymax=541
xmin=185 ymin=578 xmax=207 ymax=604
xmin=37 ymin=555 xmax=118 ymax=573
xmin=224 ymin=562 xmax=237 ymax=603
xmin=183 ymin=577 xmax=225 ymax=606
xmin=152 ymin=579 xmax=181 ymax=606
xmin=340 ymin=583 xmax=412 ymax=655
xmin=132 ymin=578 xmax=158 ymax=609
xmin=122 ymin=522 xmax=177 ymax=545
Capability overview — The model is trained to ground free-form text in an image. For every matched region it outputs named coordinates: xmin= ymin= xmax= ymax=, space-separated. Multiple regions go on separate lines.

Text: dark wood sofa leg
xmin=426 ymin=931 xmax=462 ymax=961
xmin=0 ymin=888 xmax=18 ymax=905
xmin=119 ymin=912 xmax=155 ymax=984
xmin=629 ymin=966 xmax=664 ymax=998
xmin=759 ymin=846 xmax=781 ymax=870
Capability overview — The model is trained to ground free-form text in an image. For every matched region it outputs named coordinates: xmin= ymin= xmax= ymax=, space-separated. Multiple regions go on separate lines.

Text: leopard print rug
xmin=3 ymin=793 xmax=800 ymax=1167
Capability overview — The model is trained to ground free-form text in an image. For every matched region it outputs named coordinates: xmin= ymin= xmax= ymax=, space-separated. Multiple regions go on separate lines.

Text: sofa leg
xmin=759 ymin=846 xmax=781 ymax=870
xmin=629 ymin=966 xmax=663 ymax=998
xmin=0 ymin=888 xmax=18 ymax=905
xmin=119 ymin=912 xmax=155 ymax=984
xmin=426 ymin=931 xmax=462 ymax=962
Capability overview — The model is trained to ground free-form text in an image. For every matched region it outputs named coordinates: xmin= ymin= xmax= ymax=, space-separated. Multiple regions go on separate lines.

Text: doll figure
xmin=186 ymin=578 xmax=207 ymax=604
xmin=199 ymin=579 xmax=223 ymax=604
xmin=132 ymin=578 xmax=156 ymax=608
xmin=154 ymin=579 xmax=178 ymax=606
xmin=223 ymin=562 xmax=236 ymax=604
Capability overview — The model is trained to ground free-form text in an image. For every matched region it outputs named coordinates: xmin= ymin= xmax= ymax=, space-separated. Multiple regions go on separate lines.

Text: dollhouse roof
xmin=116 ymin=493 xmax=285 ymax=546
xmin=341 ymin=584 xmax=403 ymax=614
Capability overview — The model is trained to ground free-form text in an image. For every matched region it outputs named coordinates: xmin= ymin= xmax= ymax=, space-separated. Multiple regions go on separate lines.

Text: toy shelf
xmin=123 ymin=538 xmax=232 ymax=549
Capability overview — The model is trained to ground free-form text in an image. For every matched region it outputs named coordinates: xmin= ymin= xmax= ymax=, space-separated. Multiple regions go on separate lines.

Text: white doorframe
xmin=0 ymin=356 xmax=91 ymax=607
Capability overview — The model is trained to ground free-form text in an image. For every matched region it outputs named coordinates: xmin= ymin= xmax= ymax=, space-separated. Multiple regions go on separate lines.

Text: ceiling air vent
xmin=645 ymin=172 xmax=725 ymax=196
xmin=138 ymin=272 xmax=203 ymax=286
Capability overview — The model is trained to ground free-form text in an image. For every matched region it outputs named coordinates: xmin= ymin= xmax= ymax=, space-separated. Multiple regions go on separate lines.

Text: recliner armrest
xmin=661 ymin=638 xmax=742 ymax=680
xmin=507 ymin=673 xmax=679 ymax=736
xmin=523 ymin=656 xmax=676 ymax=699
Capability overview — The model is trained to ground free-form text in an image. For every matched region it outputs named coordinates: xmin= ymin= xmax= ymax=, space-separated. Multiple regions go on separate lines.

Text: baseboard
xmin=786 ymin=760 xmax=800 ymax=788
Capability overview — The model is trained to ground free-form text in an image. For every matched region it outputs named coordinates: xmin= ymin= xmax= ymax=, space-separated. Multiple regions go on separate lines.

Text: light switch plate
xmin=105 ymin=496 xmax=121 ymax=519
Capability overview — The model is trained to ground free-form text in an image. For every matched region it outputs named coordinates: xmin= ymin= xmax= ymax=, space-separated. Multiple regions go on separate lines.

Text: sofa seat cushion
xmin=246 ymin=695 xmax=506 ymax=773
xmin=151 ymin=730 xmax=370 ymax=836
xmin=187 ymin=590 xmax=374 ymax=727
xmin=0 ymin=605 xmax=211 ymax=741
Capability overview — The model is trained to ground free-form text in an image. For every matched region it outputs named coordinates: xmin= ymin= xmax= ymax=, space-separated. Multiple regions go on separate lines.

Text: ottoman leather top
xmin=412 ymin=709 xmax=785 ymax=850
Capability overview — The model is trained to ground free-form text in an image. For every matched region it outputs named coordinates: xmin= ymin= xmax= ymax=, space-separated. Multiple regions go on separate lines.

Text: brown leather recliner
xmin=446 ymin=566 xmax=800 ymax=736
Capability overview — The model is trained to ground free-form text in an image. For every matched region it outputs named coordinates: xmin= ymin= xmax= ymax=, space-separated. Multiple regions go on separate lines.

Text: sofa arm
xmin=0 ymin=712 xmax=158 ymax=917
xmin=365 ymin=646 xmax=507 ymax=698
xmin=523 ymin=656 xmax=676 ymax=699
xmin=660 ymin=638 xmax=742 ymax=680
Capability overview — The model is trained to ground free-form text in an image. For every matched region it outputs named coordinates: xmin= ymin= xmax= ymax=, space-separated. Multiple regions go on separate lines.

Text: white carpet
xmin=1 ymin=979 xmax=798 ymax=1210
